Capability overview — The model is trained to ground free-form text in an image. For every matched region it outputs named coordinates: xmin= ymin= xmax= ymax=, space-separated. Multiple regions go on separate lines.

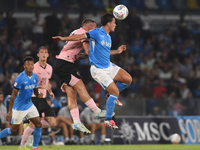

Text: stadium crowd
xmin=1 ymin=0 xmax=200 ymax=145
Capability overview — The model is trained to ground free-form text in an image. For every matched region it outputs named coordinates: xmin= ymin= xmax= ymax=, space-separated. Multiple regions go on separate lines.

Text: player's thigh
xmin=12 ymin=109 xmax=28 ymax=125
xmin=90 ymin=65 xmax=114 ymax=90
xmin=113 ymin=68 xmax=132 ymax=83
xmin=26 ymin=105 xmax=41 ymax=128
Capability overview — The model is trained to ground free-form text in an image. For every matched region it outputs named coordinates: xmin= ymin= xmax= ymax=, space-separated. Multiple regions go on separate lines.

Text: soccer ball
xmin=113 ymin=4 xmax=129 ymax=20
xmin=170 ymin=133 xmax=181 ymax=144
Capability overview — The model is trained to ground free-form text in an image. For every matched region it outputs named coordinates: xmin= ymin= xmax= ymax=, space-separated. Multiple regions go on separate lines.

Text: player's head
xmin=23 ymin=56 xmax=34 ymax=73
xmin=82 ymin=18 xmax=97 ymax=31
xmin=0 ymin=91 xmax=3 ymax=103
xmin=101 ymin=12 xmax=116 ymax=32
xmin=37 ymin=46 xmax=49 ymax=61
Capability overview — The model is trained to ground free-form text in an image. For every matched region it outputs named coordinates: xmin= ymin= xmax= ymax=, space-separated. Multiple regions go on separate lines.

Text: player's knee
xmin=126 ymin=75 xmax=132 ymax=84
xmin=50 ymin=121 xmax=57 ymax=128
xmin=10 ymin=127 xmax=18 ymax=134
xmin=35 ymin=122 xmax=42 ymax=128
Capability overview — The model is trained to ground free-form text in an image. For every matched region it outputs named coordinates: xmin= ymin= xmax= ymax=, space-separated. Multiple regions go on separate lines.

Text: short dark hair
xmin=37 ymin=46 xmax=48 ymax=53
xmin=101 ymin=12 xmax=114 ymax=26
xmin=0 ymin=91 xmax=3 ymax=95
xmin=23 ymin=56 xmax=34 ymax=64
xmin=82 ymin=18 xmax=96 ymax=26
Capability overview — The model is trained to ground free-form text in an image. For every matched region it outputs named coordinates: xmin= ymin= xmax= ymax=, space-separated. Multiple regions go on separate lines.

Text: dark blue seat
xmin=90 ymin=0 xmax=104 ymax=9
xmin=170 ymin=0 xmax=188 ymax=9
xmin=131 ymin=0 xmax=145 ymax=9
xmin=156 ymin=0 xmax=171 ymax=9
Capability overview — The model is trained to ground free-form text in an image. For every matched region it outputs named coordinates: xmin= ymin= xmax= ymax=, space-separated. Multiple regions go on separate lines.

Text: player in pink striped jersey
xmin=53 ymin=19 xmax=113 ymax=133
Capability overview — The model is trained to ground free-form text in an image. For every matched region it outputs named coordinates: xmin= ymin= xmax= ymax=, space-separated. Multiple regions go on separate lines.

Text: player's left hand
xmin=38 ymin=93 xmax=43 ymax=98
xmin=49 ymin=92 xmax=55 ymax=100
xmin=117 ymin=45 xmax=127 ymax=54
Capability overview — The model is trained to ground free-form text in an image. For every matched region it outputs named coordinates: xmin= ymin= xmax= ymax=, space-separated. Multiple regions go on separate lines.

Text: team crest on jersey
xmin=101 ymin=40 xmax=105 ymax=46
xmin=47 ymin=72 xmax=50 ymax=75
xmin=14 ymin=82 xmax=17 ymax=87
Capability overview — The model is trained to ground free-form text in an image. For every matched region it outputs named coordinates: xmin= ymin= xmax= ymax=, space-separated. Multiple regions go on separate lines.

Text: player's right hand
xmin=6 ymin=111 xmax=12 ymax=122
xmin=52 ymin=36 xmax=64 ymax=41
xmin=44 ymin=83 xmax=52 ymax=90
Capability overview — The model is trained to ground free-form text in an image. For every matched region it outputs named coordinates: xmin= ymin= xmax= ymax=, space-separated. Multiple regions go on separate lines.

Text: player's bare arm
xmin=36 ymin=83 xmax=51 ymax=90
xmin=52 ymin=33 xmax=87 ymax=41
xmin=82 ymin=42 xmax=90 ymax=55
xmin=47 ymin=82 xmax=54 ymax=100
xmin=6 ymin=89 xmax=19 ymax=121
xmin=110 ymin=45 xmax=127 ymax=55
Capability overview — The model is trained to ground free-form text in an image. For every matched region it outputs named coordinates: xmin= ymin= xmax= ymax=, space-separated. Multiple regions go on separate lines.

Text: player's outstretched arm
xmin=6 ymin=89 xmax=19 ymax=121
xmin=47 ymin=83 xmax=54 ymax=100
xmin=110 ymin=45 xmax=127 ymax=55
xmin=52 ymin=33 xmax=87 ymax=41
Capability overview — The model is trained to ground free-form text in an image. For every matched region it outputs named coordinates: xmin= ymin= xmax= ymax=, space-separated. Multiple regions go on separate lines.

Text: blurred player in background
xmin=80 ymin=100 xmax=106 ymax=145
xmin=20 ymin=46 xmax=59 ymax=148
xmin=0 ymin=56 xmax=51 ymax=150
xmin=53 ymin=12 xmax=132 ymax=129
xmin=53 ymin=19 xmax=113 ymax=134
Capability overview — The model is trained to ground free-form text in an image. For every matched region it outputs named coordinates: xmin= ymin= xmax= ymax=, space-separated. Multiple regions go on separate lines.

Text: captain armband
xmin=85 ymin=33 xmax=90 ymax=39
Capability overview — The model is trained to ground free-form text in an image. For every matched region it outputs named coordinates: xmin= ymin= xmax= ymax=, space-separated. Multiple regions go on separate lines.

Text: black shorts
xmin=32 ymin=97 xmax=55 ymax=118
xmin=53 ymin=58 xmax=81 ymax=86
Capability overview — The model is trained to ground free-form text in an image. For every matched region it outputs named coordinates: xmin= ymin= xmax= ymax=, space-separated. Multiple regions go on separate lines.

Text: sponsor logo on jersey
xmin=25 ymin=84 xmax=35 ymax=90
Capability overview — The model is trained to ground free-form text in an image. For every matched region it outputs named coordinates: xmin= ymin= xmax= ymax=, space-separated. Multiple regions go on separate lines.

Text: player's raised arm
xmin=52 ymin=33 xmax=88 ymax=41
xmin=6 ymin=89 xmax=19 ymax=121
xmin=110 ymin=45 xmax=127 ymax=55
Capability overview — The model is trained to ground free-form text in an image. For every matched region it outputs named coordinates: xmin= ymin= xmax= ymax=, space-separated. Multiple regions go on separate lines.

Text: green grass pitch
xmin=0 ymin=145 xmax=200 ymax=150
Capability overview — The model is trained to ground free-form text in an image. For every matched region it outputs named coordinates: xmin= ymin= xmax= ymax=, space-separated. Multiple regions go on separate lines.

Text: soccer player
xmin=20 ymin=46 xmax=59 ymax=148
xmin=52 ymin=18 xmax=112 ymax=134
xmin=52 ymin=12 xmax=132 ymax=129
xmin=0 ymin=56 xmax=51 ymax=150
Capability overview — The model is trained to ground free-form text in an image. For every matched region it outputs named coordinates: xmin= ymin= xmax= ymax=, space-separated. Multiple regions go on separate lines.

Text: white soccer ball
xmin=170 ymin=133 xmax=181 ymax=144
xmin=113 ymin=4 xmax=129 ymax=20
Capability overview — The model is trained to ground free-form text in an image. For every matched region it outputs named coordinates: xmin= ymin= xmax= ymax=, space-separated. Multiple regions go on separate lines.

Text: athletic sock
xmin=116 ymin=82 xmax=130 ymax=92
xmin=85 ymin=98 xmax=101 ymax=114
xmin=91 ymin=134 xmax=95 ymax=141
xmin=20 ymin=126 xmax=34 ymax=147
xmin=0 ymin=128 xmax=12 ymax=139
xmin=70 ymin=107 xmax=81 ymax=123
xmin=106 ymin=94 xmax=118 ymax=120
xmin=101 ymin=135 xmax=105 ymax=143
xmin=32 ymin=127 xmax=42 ymax=148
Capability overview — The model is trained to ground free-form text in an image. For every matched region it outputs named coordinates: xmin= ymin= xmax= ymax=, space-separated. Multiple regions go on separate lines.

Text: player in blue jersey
xmin=0 ymin=56 xmax=51 ymax=150
xmin=53 ymin=12 xmax=132 ymax=129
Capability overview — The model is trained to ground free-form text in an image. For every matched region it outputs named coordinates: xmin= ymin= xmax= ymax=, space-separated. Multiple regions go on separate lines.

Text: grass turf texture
xmin=0 ymin=145 xmax=200 ymax=150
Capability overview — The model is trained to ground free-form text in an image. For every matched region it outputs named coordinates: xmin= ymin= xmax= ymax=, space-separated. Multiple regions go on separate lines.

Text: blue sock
xmin=106 ymin=94 xmax=118 ymax=120
xmin=116 ymin=82 xmax=131 ymax=92
xmin=32 ymin=127 xmax=42 ymax=147
xmin=0 ymin=128 xmax=12 ymax=139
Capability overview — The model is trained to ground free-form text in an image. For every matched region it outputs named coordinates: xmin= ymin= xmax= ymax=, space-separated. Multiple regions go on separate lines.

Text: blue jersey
xmin=13 ymin=71 xmax=38 ymax=111
xmin=88 ymin=27 xmax=111 ymax=68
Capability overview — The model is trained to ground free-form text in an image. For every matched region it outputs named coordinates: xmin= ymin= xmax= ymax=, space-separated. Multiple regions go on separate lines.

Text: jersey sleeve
xmin=87 ymin=28 xmax=99 ymax=41
xmin=13 ymin=76 xmax=22 ymax=90
xmin=35 ymin=75 xmax=39 ymax=87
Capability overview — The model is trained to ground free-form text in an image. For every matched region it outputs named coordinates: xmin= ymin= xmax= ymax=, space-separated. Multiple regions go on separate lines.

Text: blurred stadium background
xmin=1 ymin=0 xmax=200 ymax=147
